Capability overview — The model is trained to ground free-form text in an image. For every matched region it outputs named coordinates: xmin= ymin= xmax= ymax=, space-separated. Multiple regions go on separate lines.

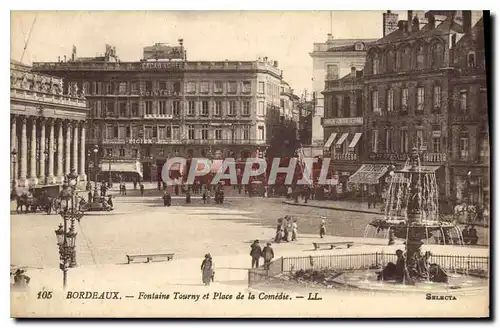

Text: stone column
xmin=29 ymin=117 xmax=38 ymax=185
xmin=11 ymin=116 xmax=17 ymax=187
xmin=73 ymin=121 xmax=79 ymax=173
xmin=79 ymin=123 xmax=87 ymax=181
xmin=19 ymin=117 xmax=28 ymax=186
xmin=56 ymin=120 xmax=64 ymax=182
xmin=65 ymin=121 xmax=71 ymax=175
xmin=38 ymin=118 xmax=46 ymax=183
xmin=47 ymin=119 xmax=55 ymax=184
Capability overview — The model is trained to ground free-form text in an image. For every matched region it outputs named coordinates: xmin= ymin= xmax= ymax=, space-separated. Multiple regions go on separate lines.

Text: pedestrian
xmin=175 ymin=184 xmax=179 ymax=196
xmin=304 ymin=186 xmax=310 ymax=204
xmin=186 ymin=190 xmax=191 ymax=204
xmin=122 ymin=184 xmax=127 ymax=196
xmin=274 ymin=218 xmax=282 ymax=243
xmin=291 ymin=219 xmax=298 ymax=241
xmin=140 ymin=183 xmax=144 ymax=197
xmin=287 ymin=186 xmax=292 ymax=199
xmin=283 ymin=216 xmax=290 ymax=242
xmin=88 ymin=190 xmax=93 ymax=203
xmin=320 ymin=217 xmax=327 ymax=238
xmin=12 ymin=269 xmax=30 ymax=289
xmin=163 ymin=191 xmax=171 ymax=207
xmin=133 ymin=179 xmax=137 ymax=190
xmin=201 ymin=254 xmax=214 ymax=286
xmin=250 ymin=240 xmax=262 ymax=268
xmin=262 ymin=242 xmax=274 ymax=270
xmin=107 ymin=195 xmax=114 ymax=210
xmin=202 ymin=189 xmax=207 ymax=204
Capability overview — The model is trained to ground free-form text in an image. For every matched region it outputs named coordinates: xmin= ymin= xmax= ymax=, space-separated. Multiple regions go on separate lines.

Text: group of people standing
xmin=274 ymin=216 xmax=298 ymax=243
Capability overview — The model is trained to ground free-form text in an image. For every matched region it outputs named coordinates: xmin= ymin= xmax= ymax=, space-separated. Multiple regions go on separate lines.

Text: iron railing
xmin=248 ymin=253 xmax=489 ymax=287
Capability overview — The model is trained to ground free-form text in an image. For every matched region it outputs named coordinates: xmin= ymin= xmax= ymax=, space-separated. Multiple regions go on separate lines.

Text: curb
xmin=282 ymin=201 xmax=382 ymax=215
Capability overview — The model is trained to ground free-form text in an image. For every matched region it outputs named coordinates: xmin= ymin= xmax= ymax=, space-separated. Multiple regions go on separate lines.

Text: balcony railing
xmin=422 ymin=152 xmax=447 ymax=162
xmin=332 ymin=153 xmax=358 ymax=161
xmin=368 ymin=152 xmax=447 ymax=163
xmin=10 ymin=87 xmax=88 ymax=108
xmin=187 ymin=139 xmax=267 ymax=146
xmin=143 ymin=113 xmax=173 ymax=119
xmin=100 ymin=137 xmax=267 ymax=146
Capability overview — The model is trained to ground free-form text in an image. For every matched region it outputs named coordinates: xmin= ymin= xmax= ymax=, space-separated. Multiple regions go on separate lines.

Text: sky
xmin=11 ymin=11 xmax=407 ymax=95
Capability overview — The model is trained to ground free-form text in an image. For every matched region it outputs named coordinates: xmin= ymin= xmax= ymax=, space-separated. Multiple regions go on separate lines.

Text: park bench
xmin=313 ymin=242 xmax=354 ymax=250
xmin=126 ymin=253 xmax=175 ymax=264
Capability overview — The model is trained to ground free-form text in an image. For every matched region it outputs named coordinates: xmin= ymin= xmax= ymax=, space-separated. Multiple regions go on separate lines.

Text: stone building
xmin=449 ymin=16 xmax=489 ymax=207
xmin=322 ymin=68 xmax=364 ymax=192
xmin=310 ymin=34 xmax=378 ymax=157
xmin=343 ymin=10 xmax=488 ymax=205
xmin=10 ymin=60 xmax=89 ymax=190
xmin=32 ymin=45 xmax=283 ymax=182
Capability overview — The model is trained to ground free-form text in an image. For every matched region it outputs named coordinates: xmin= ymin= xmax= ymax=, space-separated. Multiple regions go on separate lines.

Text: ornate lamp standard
xmin=54 ymin=192 xmax=78 ymax=288
xmin=11 ymin=148 xmax=17 ymax=199
xmin=93 ymin=145 xmax=99 ymax=192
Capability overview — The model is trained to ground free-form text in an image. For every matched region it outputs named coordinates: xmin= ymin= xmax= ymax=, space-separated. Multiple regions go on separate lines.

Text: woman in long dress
xmin=201 ymin=254 xmax=214 ymax=286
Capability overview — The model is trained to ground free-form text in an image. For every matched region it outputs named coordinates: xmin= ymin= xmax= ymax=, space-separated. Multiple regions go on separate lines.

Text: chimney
xmin=398 ymin=20 xmax=408 ymax=32
xmin=412 ymin=16 xmax=420 ymax=31
xmin=463 ymin=10 xmax=472 ymax=34
xmin=383 ymin=10 xmax=399 ymax=36
xmin=327 ymin=33 xmax=334 ymax=42
xmin=350 ymin=67 xmax=356 ymax=78
xmin=407 ymin=10 xmax=413 ymax=32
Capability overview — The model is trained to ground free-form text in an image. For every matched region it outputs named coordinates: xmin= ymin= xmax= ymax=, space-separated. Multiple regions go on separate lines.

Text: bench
xmin=313 ymin=242 xmax=354 ymax=250
xmin=126 ymin=253 xmax=175 ymax=264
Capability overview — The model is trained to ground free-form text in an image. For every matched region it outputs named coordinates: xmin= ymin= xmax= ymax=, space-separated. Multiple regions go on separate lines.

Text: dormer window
xmin=355 ymin=43 xmax=364 ymax=51
xmin=372 ymin=56 xmax=379 ymax=75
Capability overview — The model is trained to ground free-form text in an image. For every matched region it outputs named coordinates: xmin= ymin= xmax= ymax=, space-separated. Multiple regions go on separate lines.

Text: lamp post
xmin=93 ymin=146 xmax=99 ymax=190
xmin=108 ymin=157 xmax=112 ymax=188
xmin=11 ymin=148 xmax=17 ymax=198
xmin=54 ymin=193 xmax=78 ymax=288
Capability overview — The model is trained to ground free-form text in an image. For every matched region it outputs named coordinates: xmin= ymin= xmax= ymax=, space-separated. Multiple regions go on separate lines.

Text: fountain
xmin=368 ymin=148 xmax=463 ymax=284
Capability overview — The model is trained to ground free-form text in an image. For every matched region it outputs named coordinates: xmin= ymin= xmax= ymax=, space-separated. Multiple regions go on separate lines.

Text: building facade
xmin=32 ymin=46 xmax=283 ymax=182
xmin=309 ymin=33 xmax=380 ymax=157
xmin=449 ymin=16 xmax=489 ymax=207
xmin=322 ymin=68 xmax=364 ymax=191
xmin=10 ymin=60 xmax=89 ymax=190
xmin=341 ymin=10 xmax=488 ymax=206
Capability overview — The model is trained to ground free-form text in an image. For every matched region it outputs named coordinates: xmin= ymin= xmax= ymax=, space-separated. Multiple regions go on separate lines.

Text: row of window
xmin=78 ymin=80 xmax=280 ymax=96
xmin=93 ymin=100 xmax=261 ymax=117
xmin=104 ymin=125 xmax=266 ymax=141
xmin=369 ymin=42 xmax=445 ymax=75
xmin=370 ymin=86 xmax=471 ymax=113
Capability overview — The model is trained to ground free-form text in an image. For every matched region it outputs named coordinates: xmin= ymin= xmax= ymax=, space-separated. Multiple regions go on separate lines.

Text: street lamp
xmin=93 ymin=145 xmax=99 ymax=191
xmin=55 ymin=193 xmax=79 ymax=289
xmin=11 ymin=148 xmax=17 ymax=198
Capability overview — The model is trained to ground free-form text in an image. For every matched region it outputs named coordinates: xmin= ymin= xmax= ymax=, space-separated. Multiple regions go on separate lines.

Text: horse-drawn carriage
xmin=15 ymin=185 xmax=62 ymax=214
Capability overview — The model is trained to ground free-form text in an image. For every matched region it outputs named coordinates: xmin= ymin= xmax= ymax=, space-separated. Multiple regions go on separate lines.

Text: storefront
xmin=100 ymin=160 xmax=143 ymax=182
xmin=452 ymin=166 xmax=489 ymax=208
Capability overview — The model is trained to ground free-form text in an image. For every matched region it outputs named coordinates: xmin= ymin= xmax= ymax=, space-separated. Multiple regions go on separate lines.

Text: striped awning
xmin=324 ymin=133 xmax=337 ymax=149
xmin=349 ymin=164 xmax=389 ymax=185
xmin=348 ymin=133 xmax=362 ymax=149
xmin=336 ymin=133 xmax=349 ymax=146
xmin=100 ymin=161 xmax=143 ymax=177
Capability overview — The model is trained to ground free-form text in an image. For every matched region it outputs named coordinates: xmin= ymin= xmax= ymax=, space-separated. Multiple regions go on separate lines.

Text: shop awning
xmin=100 ymin=161 xmax=143 ymax=177
xmin=348 ymin=133 xmax=362 ymax=149
xmin=324 ymin=133 xmax=337 ymax=149
xmin=336 ymin=133 xmax=349 ymax=146
xmin=348 ymin=164 xmax=389 ymax=185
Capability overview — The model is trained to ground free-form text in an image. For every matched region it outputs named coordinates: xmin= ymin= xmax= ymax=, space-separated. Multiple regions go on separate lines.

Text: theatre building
xmin=10 ymin=60 xmax=89 ymax=191
xmin=321 ymin=68 xmax=364 ymax=194
xmin=32 ymin=43 xmax=282 ymax=182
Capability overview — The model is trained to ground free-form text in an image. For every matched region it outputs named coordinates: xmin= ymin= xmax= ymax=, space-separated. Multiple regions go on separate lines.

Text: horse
xmin=15 ymin=193 xmax=38 ymax=213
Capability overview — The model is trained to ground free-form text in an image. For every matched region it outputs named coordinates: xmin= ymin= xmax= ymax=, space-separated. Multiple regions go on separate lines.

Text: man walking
xmin=262 ymin=242 xmax=275 ymax=270
xmin=250 ymin=240 xmax=262 ymax=268
xmin=320 ymin=217 xmax=327 ymax=238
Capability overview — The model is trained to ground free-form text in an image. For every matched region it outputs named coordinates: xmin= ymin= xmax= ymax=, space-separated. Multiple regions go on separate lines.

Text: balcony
xmin=143 ymin=114 xmax=174 ymax=119
xmin=451 ymin=114 xmax=482 ymax=124
xmin=187 ymin=139 xmax=267 ymax=146
xmin=322 ymin=117 xmax=363 ymax=127
xmin=332 ymin=153 xmax=358 ymax=161
xmin=422 ymin=152 xmax=447 ymax=163
xmin=102 ymin=138 xmax=126 ymax=144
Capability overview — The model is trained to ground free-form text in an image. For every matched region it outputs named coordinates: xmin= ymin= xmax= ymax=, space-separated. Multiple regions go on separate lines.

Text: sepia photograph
xmin=9 ymin=9 xmax=490 ymax=318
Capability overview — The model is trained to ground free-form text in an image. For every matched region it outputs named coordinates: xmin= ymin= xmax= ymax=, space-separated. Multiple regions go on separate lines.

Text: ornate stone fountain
xmin=368 ymin=148 xmax=463 ymax=284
